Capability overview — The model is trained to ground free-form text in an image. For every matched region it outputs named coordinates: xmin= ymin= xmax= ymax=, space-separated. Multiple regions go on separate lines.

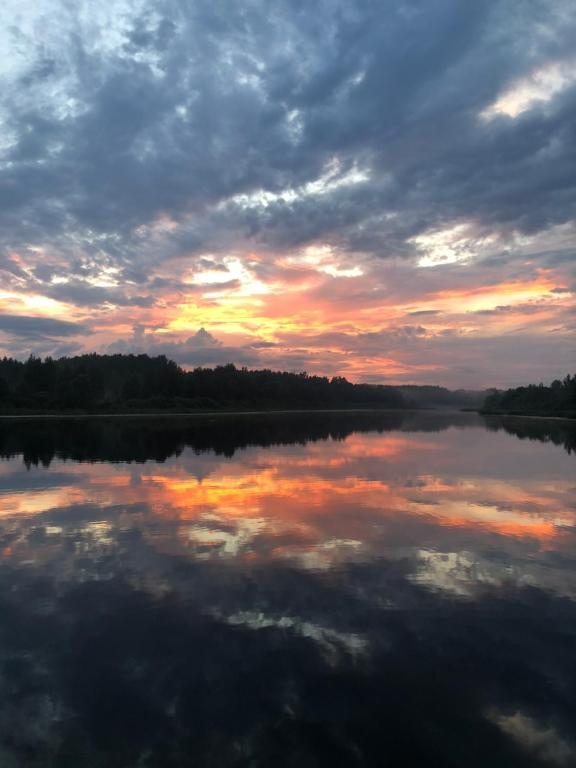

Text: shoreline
xmin=0 ymin=407 xmax=417 ymax=420
xmin=481 ymin=412 xmax=576 ymax=422
xmin=0 ymin=408 xmax=573 ymax=422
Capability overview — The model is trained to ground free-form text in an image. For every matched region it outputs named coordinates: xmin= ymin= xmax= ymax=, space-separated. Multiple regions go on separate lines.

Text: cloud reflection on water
xmin=0 ymin=412 xmax=575 ymax=766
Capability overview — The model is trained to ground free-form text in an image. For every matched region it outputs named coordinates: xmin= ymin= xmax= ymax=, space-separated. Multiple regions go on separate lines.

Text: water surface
xmin=0 ymin=412 xmax=575 ymax=767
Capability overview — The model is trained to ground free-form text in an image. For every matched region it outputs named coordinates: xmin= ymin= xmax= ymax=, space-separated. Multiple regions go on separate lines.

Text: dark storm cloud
xmin=0 ymin=0 xmax=575 ymax=273
xmin=0 ymin=314 xmax=86 ymax=339
xmin=45 ymin=281 xmax=156 ymax=307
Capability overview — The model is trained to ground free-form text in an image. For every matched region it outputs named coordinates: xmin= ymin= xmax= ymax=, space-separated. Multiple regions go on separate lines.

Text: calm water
xmin=0 ymin=412 xmax=575 ymax=767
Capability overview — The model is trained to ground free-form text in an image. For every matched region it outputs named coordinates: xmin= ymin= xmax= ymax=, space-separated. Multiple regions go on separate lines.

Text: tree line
xmin=0 ymin=353 xmax=406 ymax=413
xmin=482 ymin=374 xmax=576 ymax=418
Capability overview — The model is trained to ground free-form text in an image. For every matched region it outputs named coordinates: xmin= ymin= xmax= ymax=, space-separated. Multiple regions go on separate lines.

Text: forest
xmin=4 ymin=353 xmax=572 ymax=418
xmin=0 ymin=353 xmax=406 ymax=413
xmin=481 ymin=375 xmax=576 ymax=418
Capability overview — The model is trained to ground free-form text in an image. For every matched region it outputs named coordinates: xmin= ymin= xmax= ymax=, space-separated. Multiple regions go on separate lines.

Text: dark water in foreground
xmin=0 ymin=411 xmax=575 ymax=767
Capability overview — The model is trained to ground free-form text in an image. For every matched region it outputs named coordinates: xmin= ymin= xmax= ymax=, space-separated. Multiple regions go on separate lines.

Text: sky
xmin=0 ymin=0 xmax=574 ymax=388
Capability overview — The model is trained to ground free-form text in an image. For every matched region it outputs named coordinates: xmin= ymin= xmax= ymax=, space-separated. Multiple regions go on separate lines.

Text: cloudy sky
xmin=0 ymin=0 xmax=574 ymax=387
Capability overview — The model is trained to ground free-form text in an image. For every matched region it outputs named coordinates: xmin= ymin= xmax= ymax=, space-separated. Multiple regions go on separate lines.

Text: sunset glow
xmin=0 ymin=0 xmax=574 ymax=388
xmin=1 ymin=2 xmax=576 ymax=763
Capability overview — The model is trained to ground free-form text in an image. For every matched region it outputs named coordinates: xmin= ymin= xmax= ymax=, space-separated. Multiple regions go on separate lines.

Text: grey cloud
xmin=0 ymin=314 xmax=86 ymax=339
xmin=107 ymin=326 xmax=339 ymax=372
xmin=472 ymin=304 xmax=542 ymax=316
xmin=0 ymin=0 xmax=575 ymax=275
xmin=407 ymin=310 xmax=441 ymax=317
xmin=108 ymin=326 xmax=230 ymax=366
xmin=46 ymin=281 xmax=157 ymax=308
xmin=189 ymin=328 xmax=221 ymax=348
xmin=249 ymin=341 xmax=278 ymax=349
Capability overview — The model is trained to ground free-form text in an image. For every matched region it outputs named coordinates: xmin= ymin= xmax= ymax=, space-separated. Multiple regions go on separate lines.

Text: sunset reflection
xmin=1 ymin=417 xmax=574 ymax=584
xmin=1 ymin=414 xmax=576 ymax=767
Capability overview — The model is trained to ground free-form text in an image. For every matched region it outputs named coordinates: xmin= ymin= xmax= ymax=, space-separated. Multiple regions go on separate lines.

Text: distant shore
xmin=480 ymin=411 xmax=576 ymax=422
xmin=0 ymin=407 xmax=416 ymax=419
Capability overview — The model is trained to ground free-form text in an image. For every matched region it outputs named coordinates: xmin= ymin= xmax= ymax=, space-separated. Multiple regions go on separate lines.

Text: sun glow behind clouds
xmin=481 ymin=57 xmax=576 ymax=119
xmin=282 ymin=244 xmax=365 ymax=277
xmin=412 ymin=223 xmax=498 ymax=268
xmin=226 ymin=159 xmax=370 ymax=210
xmin=0 ymin=289 xmax=74 ymax=318
xmin=431 ymin=278 xmax=557 ymax=314
xmin=187 ymin=256 xmax=267 ymax=295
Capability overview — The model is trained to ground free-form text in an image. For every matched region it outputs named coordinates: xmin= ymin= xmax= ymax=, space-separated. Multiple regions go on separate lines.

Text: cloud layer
xmin=0 ymin=0 xmax=574 ymax=386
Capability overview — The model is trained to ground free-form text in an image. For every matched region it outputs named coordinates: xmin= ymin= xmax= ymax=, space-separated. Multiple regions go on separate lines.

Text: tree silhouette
xmin=482 ymin=374 xmax=576 ymax=417
xmin=0 ymin=354 xmax=407 ymax=413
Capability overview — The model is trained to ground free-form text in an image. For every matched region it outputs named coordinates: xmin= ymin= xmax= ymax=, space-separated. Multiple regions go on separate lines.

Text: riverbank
xmin=480 ymin=410 xmax=576 ymax=421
